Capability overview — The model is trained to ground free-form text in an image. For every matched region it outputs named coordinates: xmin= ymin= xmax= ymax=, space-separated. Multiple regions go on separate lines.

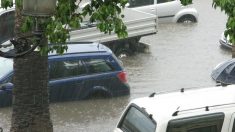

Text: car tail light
xmin=117 ymin=71 xmax=127 ymax=83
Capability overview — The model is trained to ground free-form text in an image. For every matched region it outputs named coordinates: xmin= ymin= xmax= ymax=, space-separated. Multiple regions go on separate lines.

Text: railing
xmin=172 ymin=102 xmax=235 ymax=116
xmin=148 ymin=83 xmax=230 ymax=98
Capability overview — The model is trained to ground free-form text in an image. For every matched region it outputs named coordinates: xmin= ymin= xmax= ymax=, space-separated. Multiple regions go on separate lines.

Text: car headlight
xmin=221 ymin=32 xmax=226 ymax=41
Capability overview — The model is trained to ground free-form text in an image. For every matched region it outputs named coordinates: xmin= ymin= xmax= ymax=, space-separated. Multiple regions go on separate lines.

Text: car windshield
xmin=0 ymin=57 xmax=13 ymax=79
xmin=118 ymin=105 xmax=156 ymax=132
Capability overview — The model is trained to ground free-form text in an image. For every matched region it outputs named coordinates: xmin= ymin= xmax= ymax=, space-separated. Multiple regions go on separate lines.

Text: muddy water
xmin=0 ymin=0 xmax=230 ymax=131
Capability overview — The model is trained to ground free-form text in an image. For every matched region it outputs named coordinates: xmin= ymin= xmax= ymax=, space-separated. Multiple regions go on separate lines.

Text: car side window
xmin=167 ymin=113 xmax=224 ymax=132
xmin=49 ymin=59 xmax=86 ymax=80
xmin=128 ymin=0 xmax=154 ymax=8
xmin=157 ymin=0 xmax=174 ymax=4
xmin=0 ymin=10 xmax=15 ymax=44
xmin=118 ymin=105 xmax=156 ymax=132
xmin=84 ymin=58 xmax=114 ymax=74
xmin=187 ymin=125 xmax=217 ymax=132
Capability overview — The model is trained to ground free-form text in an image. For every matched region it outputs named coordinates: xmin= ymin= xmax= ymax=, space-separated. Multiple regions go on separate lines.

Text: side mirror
xmin=0 ymin=82 xmax=13 ymax=91
xmin=125 ymin=3 xmax=130 ymax=7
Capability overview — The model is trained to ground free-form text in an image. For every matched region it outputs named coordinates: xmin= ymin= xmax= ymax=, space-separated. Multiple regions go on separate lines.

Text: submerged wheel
xmin=115 ymin=48 xmax=133 ymax=59
xmin=177 ymin=15 xmax=197 ymax=23
xmin=88 ymin=90 xmax=111 ymax=99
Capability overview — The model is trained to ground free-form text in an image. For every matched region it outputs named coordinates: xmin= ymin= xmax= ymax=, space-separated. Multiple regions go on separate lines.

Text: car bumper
xmin=219 ymin=39 xmax=232 ymax=49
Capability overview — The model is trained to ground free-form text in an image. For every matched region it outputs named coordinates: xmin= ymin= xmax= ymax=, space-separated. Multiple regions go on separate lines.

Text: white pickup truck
xmin=0 ymin=6 xmax=157 ymax=57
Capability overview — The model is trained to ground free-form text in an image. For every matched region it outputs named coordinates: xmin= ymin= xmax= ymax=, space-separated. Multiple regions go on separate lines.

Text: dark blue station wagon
xmin=0 ymin=42 xmax=130 ymax=107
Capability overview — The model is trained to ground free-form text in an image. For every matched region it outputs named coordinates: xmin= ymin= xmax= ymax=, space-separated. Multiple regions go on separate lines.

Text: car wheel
xmin=88 ymin=90 xmax=111 ymax=99
xmin=116 ymin=49 xmax=133 ymax=59
xmin=177 ymin=15 xmax=197 ymax=23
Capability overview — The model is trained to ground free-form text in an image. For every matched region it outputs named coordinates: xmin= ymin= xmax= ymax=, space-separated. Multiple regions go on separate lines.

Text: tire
xmin=177 ymin=15 xmax=197 ymax=23
xmin=116 ymin=49 xmax=132 ymax=59
xmin=88 ymin=90 xmax=112 ymax=99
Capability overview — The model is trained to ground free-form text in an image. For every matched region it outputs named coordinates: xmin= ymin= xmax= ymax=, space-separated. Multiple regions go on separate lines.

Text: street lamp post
xmin=0 ymin=0 xmax=56 ymax=58
xmin=22 ymin=0 xmax=56 ymax=17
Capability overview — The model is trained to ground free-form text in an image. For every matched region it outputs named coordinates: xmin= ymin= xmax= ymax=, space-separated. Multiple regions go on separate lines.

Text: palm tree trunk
xmin=10 ymin=1 xmax=53 ymax=132
xmin=11 ymin=52 xmax=53 ymax=132
xmin=232 ymin=44 xmax=235 ymax=58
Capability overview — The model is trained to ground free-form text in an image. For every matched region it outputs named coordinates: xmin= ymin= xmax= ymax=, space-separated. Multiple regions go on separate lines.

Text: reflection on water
xmin=0 ymin=0 xmax=231 ymax=131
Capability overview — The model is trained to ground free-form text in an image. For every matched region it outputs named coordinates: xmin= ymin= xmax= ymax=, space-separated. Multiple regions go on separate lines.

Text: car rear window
xmin=128 ymin=0 xmax=154 ymax=8
xmin=84 ymin=58 xmax=115 ymax=74
xmin=157 ymin=0 xmax=174 ymax=4
xmin=118 ymin=105 xmax=156 ymax=132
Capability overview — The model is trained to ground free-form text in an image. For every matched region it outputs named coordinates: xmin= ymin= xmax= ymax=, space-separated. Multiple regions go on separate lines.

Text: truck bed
xmin=69 ymin=8 xmax=158 ymax=43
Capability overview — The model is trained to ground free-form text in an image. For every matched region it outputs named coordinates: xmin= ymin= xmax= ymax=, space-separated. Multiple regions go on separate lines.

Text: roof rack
xmin=148 ymin=84 xmax=229 ymax=98
xmin=216 ymin=82 xmax=230 ymax=87
xmin=48 ymin=42 xmax=94 ymax=46
xmin=149 ymin=88 xmax=186 ymax=98
xmin=172 ymin=102 xmax=235 ymax=116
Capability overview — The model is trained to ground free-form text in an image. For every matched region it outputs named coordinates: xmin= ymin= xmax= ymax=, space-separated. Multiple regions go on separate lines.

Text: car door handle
xmin=151 ymin=8 xmax=155 ymax=11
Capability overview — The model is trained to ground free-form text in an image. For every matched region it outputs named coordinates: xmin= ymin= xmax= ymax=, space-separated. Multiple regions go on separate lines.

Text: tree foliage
xmin=1 ymin=0 xmax=13 ymax=8
xmin=1 ymin=0 xmax=128 ymax=54
xmin=181 ymin=0 xmax=235 ymax=45
xmin=213 ymin=0 xmax=235 ymax=45
xmin=180 ymin=0 xmax=192 ymax=6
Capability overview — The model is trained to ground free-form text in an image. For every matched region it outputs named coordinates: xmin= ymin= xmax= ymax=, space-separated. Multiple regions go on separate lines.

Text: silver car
xmin=219 ymin=32 xmax=231 ymax=49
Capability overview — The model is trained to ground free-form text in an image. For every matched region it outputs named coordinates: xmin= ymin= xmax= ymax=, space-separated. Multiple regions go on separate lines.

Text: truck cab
xmin=115 ymin=85 xmax=235 ymax=132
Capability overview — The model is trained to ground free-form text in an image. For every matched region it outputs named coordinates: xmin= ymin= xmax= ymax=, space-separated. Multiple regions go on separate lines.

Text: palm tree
xmin=10 ymin=1 xmax=52 ymax=131
xmin=0 ymin=0 xmax=128 ymax=131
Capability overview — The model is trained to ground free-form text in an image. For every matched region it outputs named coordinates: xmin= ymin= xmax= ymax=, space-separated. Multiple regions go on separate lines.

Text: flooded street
xmin=0 ymin=0 xmax=231 ymax=131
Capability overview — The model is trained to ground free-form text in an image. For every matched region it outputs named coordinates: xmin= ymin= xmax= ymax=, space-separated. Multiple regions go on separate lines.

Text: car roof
xmin=0 ymin=7 xmax=15 ymax=15
xmin=49 ymin=42 xmax=113 ymax=55
xmin=130 ymin=85 xmax=235 ymax=124
xmin=0 ymin=42 xmax=113 ymax=62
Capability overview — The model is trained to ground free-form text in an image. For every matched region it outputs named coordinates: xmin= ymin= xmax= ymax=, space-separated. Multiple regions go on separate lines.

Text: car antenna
xmin=172 ymin=106 xmax=180 ymax=116
xmin=180 ymin=88 xmax=184 ymax=93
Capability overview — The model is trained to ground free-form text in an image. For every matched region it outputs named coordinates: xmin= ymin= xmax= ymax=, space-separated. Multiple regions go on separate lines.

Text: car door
xmin=82 ymin=56 xmax=116 ymax=97
xmin=157 ymin=0 xmax=181 ymax=22
xmin=128 ymin=0 xmax=157 ymax=15
xmin=167 ymin=113 xmax=225 ymax=132
xmin=229 ymin=113 xmax=235 ymax=132
xmin=49 ymin=57 xmax=87 ymax=102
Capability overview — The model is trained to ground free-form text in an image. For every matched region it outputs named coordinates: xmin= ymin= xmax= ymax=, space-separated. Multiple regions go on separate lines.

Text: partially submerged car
xmin=219 ymin=32 xmax=232 ymax=49
xmin=127 ymin=0 xmax=199 ymax=23
xmin=115 ymin=85 xmax=235 ymax=132
xmin=211 ymin=58 xmax=235 ymax=84
xmin=0 ymin=42 xmax=130 ymax=107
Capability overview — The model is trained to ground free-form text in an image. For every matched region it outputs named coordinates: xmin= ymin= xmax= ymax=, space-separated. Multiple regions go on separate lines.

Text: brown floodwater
xmin=0 ymin=0 xmax=230 ymax=131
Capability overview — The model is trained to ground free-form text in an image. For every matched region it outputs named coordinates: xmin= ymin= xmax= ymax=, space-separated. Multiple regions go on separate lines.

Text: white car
xmin=219 ymin=32 xmax=231 ymax=49
xmin=127 ymin=0 xmax=199 ymax=23
xmin=115 ymin=85 xmax=235 ymax=132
